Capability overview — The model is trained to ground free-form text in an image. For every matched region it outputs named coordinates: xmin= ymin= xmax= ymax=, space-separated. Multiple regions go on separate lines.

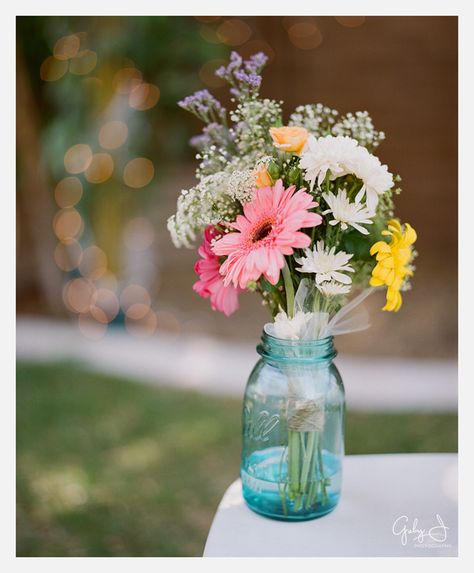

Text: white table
xmin=204 ymin=454 xmax=457 ymax=557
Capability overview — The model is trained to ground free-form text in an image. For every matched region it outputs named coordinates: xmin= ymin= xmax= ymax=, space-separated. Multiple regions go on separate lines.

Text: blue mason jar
xmin=241 ymin=333 xmax=345 ymax=521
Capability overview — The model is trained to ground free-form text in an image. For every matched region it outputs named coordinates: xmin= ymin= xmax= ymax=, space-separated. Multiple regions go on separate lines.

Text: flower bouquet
xmin=168 ymin=51 xmax=417 ymax=520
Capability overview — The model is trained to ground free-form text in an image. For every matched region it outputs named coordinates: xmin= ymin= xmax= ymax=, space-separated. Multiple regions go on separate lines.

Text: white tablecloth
xmin=204 ymin=453 xmax=457 ymax=557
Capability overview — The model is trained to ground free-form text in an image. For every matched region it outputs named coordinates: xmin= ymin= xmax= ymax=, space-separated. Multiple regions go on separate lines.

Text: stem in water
xmin=282 ymin=259 xmax=295 ymax=318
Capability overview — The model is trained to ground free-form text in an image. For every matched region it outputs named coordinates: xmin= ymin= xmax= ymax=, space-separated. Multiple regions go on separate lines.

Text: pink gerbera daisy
xmin=212 ymin=179 xmax=323 ymax=288
xmin=193 ymin=226 xmax=241 ymax=316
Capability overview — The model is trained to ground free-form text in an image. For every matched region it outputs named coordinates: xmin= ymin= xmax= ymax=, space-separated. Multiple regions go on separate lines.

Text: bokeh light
xmin=78 ymin=312 xmax=107 ymax=340
xmin=64 ymin=144 xmax=93 ymax=174
xmin=53 ymin=34 xmax=81 ymax=60
xmin=54 ymin=176 xmax=83 ymax=208
xmin=53 ymin=208 xmax=83 ymax=240
xmin=78 ymin=246 xmax=108 ymax=280
xmin=155 ymin=310 xmax=181 ymax=337
xmin=239 ymin=40 xmax=275 ymax=63
xmin=82 ymin=76 xmax=104 ymax=94
xmin=120 ymin=284 xmax=151 ymax=312
xmin=40 ymin=56 xmax=68 ymax=82
xmin=199 ymin=26 xmax=222 ymax=45
xmin=125 ymin=303 xmax=150 ymax=320
xmin=84 ymin=153 xmax=114 ymax=184
xmin=128 ymin=83 xmax=160 ymax=111
xmin=123 ymin=217 xmax=155 ymax=251
xmin=123 ymin=158 xmax=154 ymax=188
xmin=216 ymin=19 xmax=252 ymax=46
xmin=113 ymin=67 xmax=142 ymax=94
xmin=125 ymin=309 xmax=158 ymax=338
xmin=98 ymin=120 xmax=129 ymax=150
xmin=88 ymin=306 xmax=109 ymax=325
xmin=288 ymin=22 xmax=323 ymax=50
xmin=69 ymin=49 xmax=98 ymax=75
xmin=63 ymin=278 xmax=95 ymax=313
xmin=54 ymin=239 xmax=83 ymax=272
xmin=91 ymin=288 xmax=120 ymax=322
xmin=335 ymin=16 xmax=366 ymax=28
xmin=199 ymin=60 xmax=227 ymax=88
xmin=95 ymin=271 xmax=118 ymax=293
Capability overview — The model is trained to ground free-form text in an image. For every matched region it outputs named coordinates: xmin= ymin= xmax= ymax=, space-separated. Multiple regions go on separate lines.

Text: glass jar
xmin=241 ymin=332 xmax=345 ymax=521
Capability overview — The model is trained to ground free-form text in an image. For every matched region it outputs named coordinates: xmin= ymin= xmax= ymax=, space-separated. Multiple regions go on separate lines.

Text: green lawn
xmin=16 ymin=361 xmax=457 ymax=557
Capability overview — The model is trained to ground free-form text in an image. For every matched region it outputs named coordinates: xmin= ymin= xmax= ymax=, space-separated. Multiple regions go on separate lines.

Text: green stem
xmin=278 ymin=446 xmax=288 ymax=516
xmin=288 ymin=431 xmax=300 ymax=498
xmin=324 ymin=169 xmax=331 ymax=193
xmin=300 ymin=432 xmax=317 ymax=496
xmin=307 ymin=478 xmax=318 ymax=509
xmin=317 ymin=441 xmax=329 ymax=505
xmin=299 ymin=432 xmax=307 ymax=459
xmin=282 ymin=259 xmax=295 ymax=318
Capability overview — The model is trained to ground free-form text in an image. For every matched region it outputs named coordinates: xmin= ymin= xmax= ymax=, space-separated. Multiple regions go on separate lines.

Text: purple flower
xmin=213 ymin=51 xmax=268 ymax=100
xmin=178 ymin=89 xmax=226 ymax=123
xmin=189 ymin=133 xmax=211 ymax=150
xmin=245 ymin=52 xmax=268 ymax=73
xmin=190 ymin=123 xmax=234 ymax=153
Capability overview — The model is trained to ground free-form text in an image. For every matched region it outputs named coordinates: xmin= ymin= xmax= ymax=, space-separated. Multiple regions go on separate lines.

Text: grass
xmin=16 ymin=361 xmax=457 ymax=557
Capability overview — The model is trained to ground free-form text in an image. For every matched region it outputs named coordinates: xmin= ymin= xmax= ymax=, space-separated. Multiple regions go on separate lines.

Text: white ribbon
xmin=264 ymin=278 xmax=375 ymax=341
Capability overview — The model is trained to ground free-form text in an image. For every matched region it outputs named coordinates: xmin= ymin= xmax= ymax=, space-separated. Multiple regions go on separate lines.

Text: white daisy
xmin=295 ymin=241 xmax=354 ymax=285
xmin=299 ymin=135 xmax=359 ymax=191
xmin=351 ymin=146 xmax=394 ymax=212
xmin=316 ymin=281 xmax=351 ymax=297
xmin=299 ymin=134 xmax=394 ymax=210
xmin=322 ymin=189 xmax=374 ymax=235
xmin=267 ymin=310 xmax=313 ymax=340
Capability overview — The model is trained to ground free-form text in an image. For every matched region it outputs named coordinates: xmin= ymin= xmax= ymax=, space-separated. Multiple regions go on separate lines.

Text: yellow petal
xmin=370 ymin=276 xmax=384 ymax=287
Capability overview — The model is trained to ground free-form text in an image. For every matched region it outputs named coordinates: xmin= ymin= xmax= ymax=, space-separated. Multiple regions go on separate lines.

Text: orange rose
xmin=269 ymin=126 xmax=308 ymax=154
xmin=255 ymin=165 xmax=273 ymax=188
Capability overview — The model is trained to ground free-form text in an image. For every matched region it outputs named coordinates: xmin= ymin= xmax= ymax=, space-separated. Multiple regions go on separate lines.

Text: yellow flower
xmin=269 ymin=126 xmax=308 ymax=154
xmin=255 ymin=165 xmax=273 ymax=188
xmin=370 ymin=219 xmax=417 ymax=312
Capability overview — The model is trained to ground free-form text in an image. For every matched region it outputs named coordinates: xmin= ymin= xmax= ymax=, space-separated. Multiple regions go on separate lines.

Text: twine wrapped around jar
xmin=287 ymin=397 xmax=325 ymax=432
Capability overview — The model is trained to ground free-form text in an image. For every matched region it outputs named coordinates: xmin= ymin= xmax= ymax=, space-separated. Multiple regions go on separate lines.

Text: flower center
xmin=252 ymin=219 xmax=273 ymax=242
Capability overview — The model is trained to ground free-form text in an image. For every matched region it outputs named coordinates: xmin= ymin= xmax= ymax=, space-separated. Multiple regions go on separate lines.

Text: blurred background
xmin=16 ymin=16 xmax=458 ymax=557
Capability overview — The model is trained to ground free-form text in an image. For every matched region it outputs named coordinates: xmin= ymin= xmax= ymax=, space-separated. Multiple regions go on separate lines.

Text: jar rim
xmin=258 ymin=331 xmax=336 ymax=363
xmin=262 ymin=331 xmax=334 ymax=346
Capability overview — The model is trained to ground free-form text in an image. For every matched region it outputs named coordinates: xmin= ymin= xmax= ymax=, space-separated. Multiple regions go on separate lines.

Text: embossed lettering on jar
xmin=241 ymin=333 xmax=345 ymax=521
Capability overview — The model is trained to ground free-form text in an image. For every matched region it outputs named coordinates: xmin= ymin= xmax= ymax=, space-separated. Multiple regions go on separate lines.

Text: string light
xmin=64 ymin=144 xmax=93 ymax=174
xmin=40 ymin=56 xmax=68 ymax=82
xmin=335 ymin=16 xmax=366 ymax=28
xmin=53 ymin=35 xmax=81 ymax=60
xmin=78 ymin=246 xmax=108 ymax=280
xmin=199 ymin=26 xmax=222 ymax=45
xmin=123 ymin=158 xmax=154 ymax=188
xmin=288 ymin=22 xmax=323 ymax=50
xmin=91 ymin=288 xmax=120 ymax=322
xmin=63 ymin=278 xmax=95 ymax=313
xmin=120 ymin=284 xmax=151 ymax=312
xmin=84 ymin=153 xmax=114 ymax=184
xmin=53 ymin=208 xmax=83 ymax=240
xmin=216 ymin=19 xmax=252 ymax=46
xmin=239 ymin=40 xmax=275 ymax=63
xmin=54 ymin=239 xmax=83 ymax=272
xmin=98 ymin=121 xmax=128 ymax=150
xmin=55 ymin=176 xmax=83 ymax=208
xmin=128 ymin=83 xmax=160 ymax=111
xmin=113 ymin=67 xmax=142 ymax=94
xmin=69 ymin=49 xmax=97 ymax=75
xmin=125 ymin=309 xmax=158 ymax=337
